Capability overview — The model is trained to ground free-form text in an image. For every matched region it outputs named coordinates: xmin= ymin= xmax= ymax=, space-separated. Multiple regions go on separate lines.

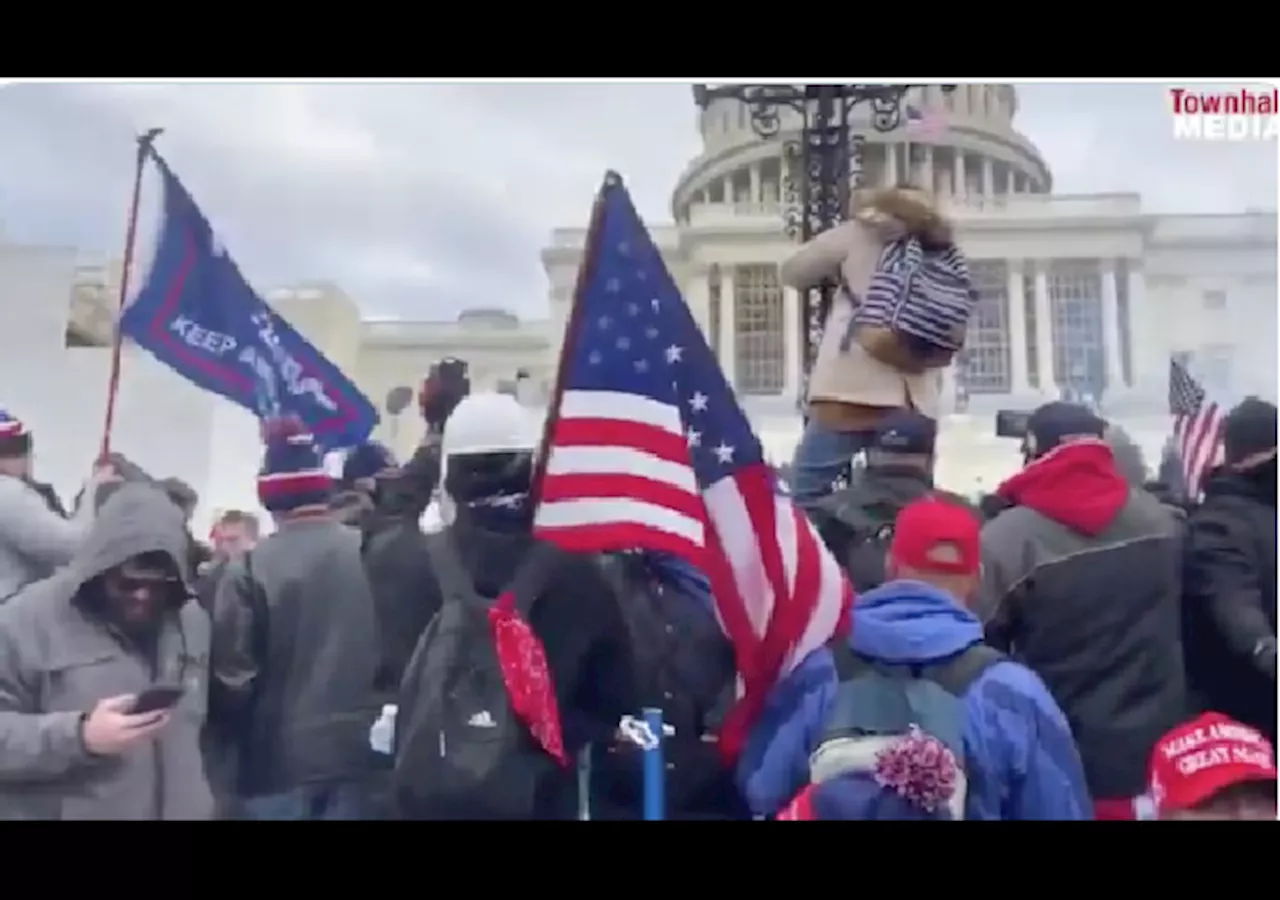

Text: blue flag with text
xmin=119 ymin=152 xmax=378 ymax=450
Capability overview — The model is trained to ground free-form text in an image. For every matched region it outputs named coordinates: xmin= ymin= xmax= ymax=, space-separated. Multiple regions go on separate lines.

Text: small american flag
xmin=905 ymin=105 xmax=947 ymax=140
xmin=1168 ymin=355 xmax=1225 ymax=498
xmin=533 ymin=172 xmax=851 ymax=757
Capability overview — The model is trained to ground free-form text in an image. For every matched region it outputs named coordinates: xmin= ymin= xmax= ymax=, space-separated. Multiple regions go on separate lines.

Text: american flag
xmin=533 ymin=172 xmax=850 ymax=757
xmin=905 ymin=105 xmax=947 ymax=140
xmin=1168 ymin=355 xmax=1225 ymax=497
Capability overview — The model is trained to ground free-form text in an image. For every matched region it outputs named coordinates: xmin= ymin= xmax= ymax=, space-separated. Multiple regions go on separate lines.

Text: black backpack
xmin=392 ymin=530 xmax=565 ymax=819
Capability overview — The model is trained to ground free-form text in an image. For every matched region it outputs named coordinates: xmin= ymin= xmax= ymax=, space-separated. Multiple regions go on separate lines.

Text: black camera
xmin=995 ymin=410 xmax=1033 ymax=440
xmin=420 ymin=357 xmax=471 ymax=429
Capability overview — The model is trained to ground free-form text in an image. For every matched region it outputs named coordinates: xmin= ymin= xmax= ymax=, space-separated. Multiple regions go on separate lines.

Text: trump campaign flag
xmin=532 ymin=172 xmax=851 ymax=758
xmin=118 ymin=151 xmax=378 ymax=450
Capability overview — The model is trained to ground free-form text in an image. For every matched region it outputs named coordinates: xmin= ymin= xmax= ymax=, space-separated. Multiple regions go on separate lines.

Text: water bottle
xmin=370 ymin=704 xmax=397 ymax=755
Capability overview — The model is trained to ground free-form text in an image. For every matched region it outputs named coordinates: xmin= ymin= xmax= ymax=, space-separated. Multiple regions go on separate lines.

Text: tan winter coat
xmin=780 ymin=189 xmax=952 ymax=432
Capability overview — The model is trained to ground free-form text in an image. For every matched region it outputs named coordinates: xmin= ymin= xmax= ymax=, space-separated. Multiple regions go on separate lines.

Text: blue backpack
xmin=808 ymin=644 xmax=1004 ymax=819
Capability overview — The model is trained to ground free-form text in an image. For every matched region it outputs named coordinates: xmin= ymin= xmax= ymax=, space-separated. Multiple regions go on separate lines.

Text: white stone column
xmin=684 ymin=266 xmax=711 ymax=342
xmin=952 ymin=150 xmax=965 ymax=199
xmin=719 ymin=264 xmax=737 ymax=389
xmin=1007 ymin=260 xmax=1031 ymax=394
xmin=923 ymin=145 xmax=935 ymax=195
xmin=982 ymin=157 xmax=995 ymax=198
xmin=1100 ymin=263 xmax=1125 ymax=391
xmin=885 ymin=142 xmax=899 ymax=187
xmin=781 ymin=284 xmax=802 ymax=403
xmin=1034 ymin=263 xmax=1058 ymax=394
xmin=749 ymin=163 xmax=761 ymax=205
xmin=1004 ymin=167 xmax=1016 ymax=194
xmin=1125 ymin=260 xmax=1151 ymax=398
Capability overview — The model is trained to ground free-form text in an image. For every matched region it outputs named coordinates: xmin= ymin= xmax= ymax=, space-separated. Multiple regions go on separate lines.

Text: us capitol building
xmin=2 ymin=83 xmax=1274 ymax=518
xmin=544 ymin=84 xmax=1276 ymax=416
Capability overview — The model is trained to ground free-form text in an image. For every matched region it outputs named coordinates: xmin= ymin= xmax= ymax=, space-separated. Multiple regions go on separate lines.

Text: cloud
xmin=0 ymin=81 xmax=1272 ymax=321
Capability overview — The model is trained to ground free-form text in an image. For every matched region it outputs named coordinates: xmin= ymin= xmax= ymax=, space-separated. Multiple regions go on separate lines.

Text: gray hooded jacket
xmin=0 ymin=484 xmax=213 ymax=820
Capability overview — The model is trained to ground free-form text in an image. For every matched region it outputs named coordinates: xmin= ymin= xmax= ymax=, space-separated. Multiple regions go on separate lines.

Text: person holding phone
xmin=0 ymin=482 xmax=212 ymax=820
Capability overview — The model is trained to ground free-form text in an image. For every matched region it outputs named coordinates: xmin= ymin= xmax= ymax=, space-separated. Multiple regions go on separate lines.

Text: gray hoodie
xmin=0 ymin=473 xmax=102 ymax=601
xmin=0 ymin=483 xmax=213 ymax=820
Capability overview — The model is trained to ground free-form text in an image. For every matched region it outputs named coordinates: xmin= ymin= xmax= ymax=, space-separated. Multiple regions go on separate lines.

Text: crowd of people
xmin=0 ymin=184 xmax=1273 ymax=821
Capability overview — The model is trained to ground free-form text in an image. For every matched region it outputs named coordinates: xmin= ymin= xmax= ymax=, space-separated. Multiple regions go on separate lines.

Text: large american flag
xmin=905 ymin=105 xmax=948 ymax=140
xmin=533 ymin=173 xmax=850 ymax=757
xmin=1168 ymin=355 xmax=1225 ymax=497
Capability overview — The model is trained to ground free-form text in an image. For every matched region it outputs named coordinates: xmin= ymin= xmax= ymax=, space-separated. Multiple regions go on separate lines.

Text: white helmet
xmin=441 ymin=392 xmax=540 ymax=458
xmin=435 ymin=392 xmax=541 ymax=528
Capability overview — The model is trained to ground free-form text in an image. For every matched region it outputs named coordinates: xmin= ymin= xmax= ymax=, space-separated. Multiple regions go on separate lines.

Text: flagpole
xmin=99 ymin=127 xmax=163 ymax=461
xmin=529 ymin=170 xmax=619 ymax=505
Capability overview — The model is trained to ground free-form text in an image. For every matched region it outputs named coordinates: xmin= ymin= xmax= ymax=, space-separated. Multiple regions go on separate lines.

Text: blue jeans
xmin=790 ymin=420 xmax=874 ymax=505
xmin=241 ymin=782 xmax=367 ymax=821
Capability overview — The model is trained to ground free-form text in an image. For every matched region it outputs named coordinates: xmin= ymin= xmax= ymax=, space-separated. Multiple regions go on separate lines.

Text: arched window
xmin=963 ymin=261 xmax=1012 ymax=393
xmin=733 ymin=264 xmax=785 ymax=395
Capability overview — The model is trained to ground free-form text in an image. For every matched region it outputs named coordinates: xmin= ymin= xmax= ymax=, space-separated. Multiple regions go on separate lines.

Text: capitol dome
xmin=672 ymin=85 xmax=1052 ymax=222
xmin=542 ymin=83 xmax=1276 ymax=418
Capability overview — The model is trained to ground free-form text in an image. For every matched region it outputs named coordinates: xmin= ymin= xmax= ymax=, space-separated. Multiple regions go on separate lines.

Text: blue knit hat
xmin=341 ymin=440 xmax=397 ymax=486
xmin=0 ymin=409 xmax=31 ymax=458
xmin=257 ymin=416 xmax=333 ymax=512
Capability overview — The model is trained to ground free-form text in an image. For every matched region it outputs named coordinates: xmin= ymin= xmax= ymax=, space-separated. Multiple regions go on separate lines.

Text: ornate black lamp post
xmin=692 ymin=84 xmax=956 ymax=401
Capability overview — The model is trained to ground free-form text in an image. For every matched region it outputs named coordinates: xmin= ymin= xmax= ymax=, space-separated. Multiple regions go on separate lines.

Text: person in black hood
xmin=359 ymin=360 xmax=468 ymax=699
xmin=806 ymin=409 xmax=972 ymax=592
xmin=1183 ymin=396 xmax=1277 ymax=743
xmin=977 ymin=401 xmax=1185 ymax=820
xmin=394 ymin=392 xmax=635 ymax=820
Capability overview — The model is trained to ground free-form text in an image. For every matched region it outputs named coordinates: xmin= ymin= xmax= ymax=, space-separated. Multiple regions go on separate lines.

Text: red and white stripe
xmin=257 ymin=467 xmax=332 ymax=501
xmin=1175 ymin=402 xmax=1225 ymax=498
xmin=0 ymin=420 xmax=26 ymax=438
xmin=534 ymin=389 xmax=848 ymax=753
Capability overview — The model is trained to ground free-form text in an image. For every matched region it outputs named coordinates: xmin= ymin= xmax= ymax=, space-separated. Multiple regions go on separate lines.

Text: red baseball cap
xmin=889 ymin=498 xmax=980 ymax=576
xmin=1148 ymin=712 xmax=1276 ymax=815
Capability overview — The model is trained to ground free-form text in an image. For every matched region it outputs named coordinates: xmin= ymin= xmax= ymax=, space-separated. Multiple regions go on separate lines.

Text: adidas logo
xmin=467 ymin=710 xmax=496 ymax=728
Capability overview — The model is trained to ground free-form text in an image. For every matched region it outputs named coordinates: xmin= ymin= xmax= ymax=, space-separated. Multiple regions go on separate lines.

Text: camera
xmin=995 ymin=410 xmax=1033 ymax=440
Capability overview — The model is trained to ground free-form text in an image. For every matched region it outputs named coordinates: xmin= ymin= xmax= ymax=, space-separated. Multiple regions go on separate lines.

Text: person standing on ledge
xmin=780 ymin=187 xmax=973 ymax=505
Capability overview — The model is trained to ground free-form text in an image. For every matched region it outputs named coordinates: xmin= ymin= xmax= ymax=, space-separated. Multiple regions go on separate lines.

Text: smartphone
xmin=130 ymin=685 xmax=186 ymax=715
xmin=995 ymin=409 xmax=1033 ymax=440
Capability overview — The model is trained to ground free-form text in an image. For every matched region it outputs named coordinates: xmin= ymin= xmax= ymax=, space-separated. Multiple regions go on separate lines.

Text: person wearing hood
xmin=1182 ymin=397 xmax=1277 ymax=743
xmin=976 ymin=402 xmax=1186 ymax=820
xmin=359 ymin=361 xmax=466 ymax=702
xmin=393 ymin=391 xmax=635 ymax=819
xmin=0 ymin=409 xmax=119 ymax=602
xmin=0 ymin=482 xmax=212 ymax=819
xmin=807 ymin=408 xmax=973 ymax=592
xmin=781 ymin=188 xmax=965 ymax=505
xmin=737 ymin=497 xmax=1089 ymax=820
xmin=209 ymin=417 xmax=379 ymax=820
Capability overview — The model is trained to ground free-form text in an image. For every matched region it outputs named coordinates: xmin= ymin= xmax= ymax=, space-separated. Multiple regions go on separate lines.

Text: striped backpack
xmin=847 ymin=235 xmax=978 ymax=373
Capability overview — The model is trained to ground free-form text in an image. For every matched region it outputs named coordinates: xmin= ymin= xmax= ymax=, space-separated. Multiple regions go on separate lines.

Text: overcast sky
xmin=0 ymin=81 xmax=1273 ymax=321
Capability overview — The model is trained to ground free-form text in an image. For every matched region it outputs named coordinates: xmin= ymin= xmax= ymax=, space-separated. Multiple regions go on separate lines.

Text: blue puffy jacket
xmin=736 ymin=579 xmax=1093 ymax=820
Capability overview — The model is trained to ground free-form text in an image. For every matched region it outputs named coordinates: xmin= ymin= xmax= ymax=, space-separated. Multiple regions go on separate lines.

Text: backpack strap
xmin=920 ymin=644 xmax=1005 ymax=697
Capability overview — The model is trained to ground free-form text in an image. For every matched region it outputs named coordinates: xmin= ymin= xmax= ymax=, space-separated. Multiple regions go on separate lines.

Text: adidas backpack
xmin=807 ymin=643 xmax=1005 ymax=819
xmin=392 ymin=531 xmax=564 ymax=819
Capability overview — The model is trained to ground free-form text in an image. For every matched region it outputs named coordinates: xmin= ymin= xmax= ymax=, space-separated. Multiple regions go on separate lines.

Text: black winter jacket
xmin=1183 ymin=466 xmax=1277 ymax=742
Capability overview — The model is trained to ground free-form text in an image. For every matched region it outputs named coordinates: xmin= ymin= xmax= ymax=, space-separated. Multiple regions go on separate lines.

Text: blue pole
xmin=642 ymin=707 xmax=665 ymax=821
